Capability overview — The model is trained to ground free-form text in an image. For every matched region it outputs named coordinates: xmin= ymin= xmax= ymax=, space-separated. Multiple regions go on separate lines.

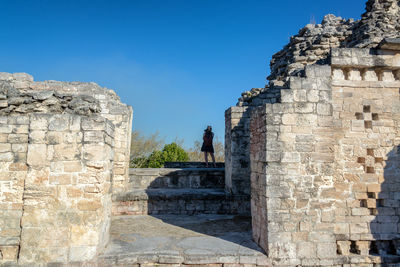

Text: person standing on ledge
xmin=201 ymin=126 xmax=216 ymax=168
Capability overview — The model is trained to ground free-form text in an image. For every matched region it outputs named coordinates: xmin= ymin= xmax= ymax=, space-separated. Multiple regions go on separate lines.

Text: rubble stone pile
xmin=268 ymin=15 xmax=354 ymax=82
xmin=238 ymin=0 xmax=400 ymax=106
xmin=346 ymin=0 xmax=400 ymax=48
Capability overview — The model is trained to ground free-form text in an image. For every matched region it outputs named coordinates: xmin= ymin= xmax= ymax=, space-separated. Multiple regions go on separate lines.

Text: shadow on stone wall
xmin=225 ymin=107 xmax=252 ymax=196
xmin=368 ymin=145 xmax=400 ymax=260
xmin=143 ymin=168 xmax=250 ymax=216
xmin=146 ymin=168 xmax=225 ymax=190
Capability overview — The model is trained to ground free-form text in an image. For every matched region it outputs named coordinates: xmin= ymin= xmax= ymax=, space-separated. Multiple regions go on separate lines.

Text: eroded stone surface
xmin=0 ymin=73 xmax=133 ymax=192
xmin=226 ymin=0 xmax=400 ymax=266
xmin=0 ymin=74 xmax=132 ymax=265
xmin=99 ymin=214 xmax=268 ymax=266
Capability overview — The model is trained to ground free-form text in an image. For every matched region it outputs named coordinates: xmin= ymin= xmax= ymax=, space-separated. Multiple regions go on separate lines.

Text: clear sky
xmin=0 ymin=0 xmax=365 ymax=148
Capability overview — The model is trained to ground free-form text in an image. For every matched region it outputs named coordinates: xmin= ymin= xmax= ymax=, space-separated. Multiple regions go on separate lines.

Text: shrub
xmin=146 ymin=150 xmax=166 ymax=168
xmin=162 ymin=142 xmax=189 ymax=162
xmin=135 ymin=142 xmax=189 ymax=168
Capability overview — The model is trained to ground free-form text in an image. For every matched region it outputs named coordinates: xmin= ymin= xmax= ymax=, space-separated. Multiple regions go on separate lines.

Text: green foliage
xmin=129 ymin=130 xmax=224 ymax=168
xmin=162 ymin=142 xmax=189 ymax=162
xmin=146 ymin=150 xmax=166 ymax=168
xmin=132 ymin=141 xmax=189 ymax=168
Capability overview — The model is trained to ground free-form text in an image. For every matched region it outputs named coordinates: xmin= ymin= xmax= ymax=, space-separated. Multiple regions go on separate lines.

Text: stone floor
xmin=99 ymin=214 xmax=269 ymax=266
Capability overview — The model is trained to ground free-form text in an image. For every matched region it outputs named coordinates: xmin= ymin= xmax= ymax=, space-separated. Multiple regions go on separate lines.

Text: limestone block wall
xmin=0 ymin=73 xmax=131 ymax=264
xmin=250 ymin=65 xmax=338 ymax=265
xmin=0 ymin=116 xmax=28 ymax=262
xmin=20 ymin=114 xmax=114 ymax=264
xmin=330 ymin=48 xmax=400 ymax=258
xmin=226 ymin=86 xmax=281 ymax=196
xmin=249 ymin=47 xmax=400 ymax=265
xmin=0 ymin=113 xmax=115 ymax=264
xmin=225 ymin=106 xmax=251 ymax=195
xmin=249 ymin=106 xmax=268 ymax=252
xmin=0 ymin=72 xmax=132 ymax=192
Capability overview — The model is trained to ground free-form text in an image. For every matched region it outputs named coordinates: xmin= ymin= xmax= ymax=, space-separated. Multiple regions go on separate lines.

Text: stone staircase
xmin=112 ymin=167 xmax=250 ymax=216
xmin=98 ymin=166 xmax=267 ymax=266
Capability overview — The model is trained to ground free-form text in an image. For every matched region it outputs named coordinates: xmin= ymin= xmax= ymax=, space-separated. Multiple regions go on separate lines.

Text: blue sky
xmin=0 ymin=0 xmax=365 ymax=148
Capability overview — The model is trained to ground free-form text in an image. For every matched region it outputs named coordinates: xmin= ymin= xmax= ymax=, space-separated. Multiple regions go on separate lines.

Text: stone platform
xmin=112 ymin=168 xmax=250 ymax=216
xmin=112 ymin=188 xmax=250 ymax=216
xmin=98 ymin=214 xmax=268 ymax=266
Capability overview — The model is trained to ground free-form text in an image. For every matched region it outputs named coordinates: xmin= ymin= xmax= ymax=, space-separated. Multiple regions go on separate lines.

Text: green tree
xmin=162 ymin=142 xmax=189 ymax=162
xmin=130 ymin=130 xmax=224 ymax=168
xmin=130 ymin=130 xmax=164 ymax=168
xmin=135 ymin=142 xmax=189 ymax=168
xmin=146 ymin=150 xmax=166 ymax=168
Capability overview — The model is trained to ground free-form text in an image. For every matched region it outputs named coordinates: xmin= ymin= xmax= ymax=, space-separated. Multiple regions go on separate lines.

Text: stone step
xmin=99 ymin=214 xmax=268 ymax=266
xmin=112 ymin=188 xmax=250 ymax=216
xmin=128 ymin=167 xmax=225 ymax=189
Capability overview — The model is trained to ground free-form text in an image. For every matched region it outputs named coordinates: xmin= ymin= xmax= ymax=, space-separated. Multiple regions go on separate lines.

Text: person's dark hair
xmin=205 ymin=125 xmax=212 ymax=133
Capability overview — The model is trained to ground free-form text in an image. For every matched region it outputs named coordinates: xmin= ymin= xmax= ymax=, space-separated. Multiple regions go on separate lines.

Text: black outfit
xmin=201 ymin=131 xmax=214 ymax=153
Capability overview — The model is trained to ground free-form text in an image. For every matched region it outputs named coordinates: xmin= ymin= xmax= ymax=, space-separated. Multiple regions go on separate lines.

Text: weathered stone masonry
xmin=226 ymin=0 xmax=400 ymax=265
xmin=2 ymin=0 xmax=400 ymax=265
xmin=232 ymin=48 xmax=400 ymax=266
xmin=0 ymin=73 xmax=132 ymax=264
xmin=225 ymin=107 xmax=251 ymax=195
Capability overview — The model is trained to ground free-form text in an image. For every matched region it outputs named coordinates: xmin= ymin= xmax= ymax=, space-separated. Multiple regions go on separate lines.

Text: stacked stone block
xmin=225 ymin=107 xmax=251 ymax=195
xmin=18 ymin=114 xmax=115 ymax=264
xmin=0 ymin=115 xmax=28 ymax=262
xmin=226 ymin=0 xmax=400 ymax=264
xmin=346 ymin=0 xmax=400 ymax=48
xmin=238 ymin=0 xmax=400 ymax=107
xmin=249 ymin=65 xmax=341 ymax=265
xmin=240 ymin=44 xmax=400 ymax=265
xmin=113 ymin=167 xmax=250 ymax=216
xmin=249 ymin=106 xmax=268 ymax=252
xmin=0 ymin=72 xmax=132 ymax=193
xmin=226 ymin=86 xmax=282 ymax=196
xmin=0 ymin=73 xmax=132 ymax=265
xmin=330 ymin=47 xmax=400 ymax=260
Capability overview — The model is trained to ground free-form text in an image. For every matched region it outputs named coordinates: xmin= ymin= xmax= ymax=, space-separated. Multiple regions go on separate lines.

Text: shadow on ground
xmin=151 ymin=214 xmax=261 ymax=251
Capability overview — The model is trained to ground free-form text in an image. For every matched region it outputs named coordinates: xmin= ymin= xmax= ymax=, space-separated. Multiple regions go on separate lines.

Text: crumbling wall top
xmin=0 ymin=72 xmax=127 ymax=116
xmin=346 ymin=0 xmax=400 ymax=48
xmin=237 ymin=0 xmax=400 ymax=106
xmin=267 ymin=15 xmax=355 ymax=82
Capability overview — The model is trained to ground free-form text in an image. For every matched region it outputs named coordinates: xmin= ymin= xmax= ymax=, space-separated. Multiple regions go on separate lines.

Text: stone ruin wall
xmin=225 ymin=106 xmax=251 ymax=195
xmin=0 ymin=73 xmax=132 ymax=264
xmin=225 ymin=0 xmax=400 ymax=265
xmin=0 ymin=73 xmax=133 ymax=192
xmin=330 ymin=48 xmax=400 ymax=259
xmin=236 ymin=0 xmax=400 ymax=106
xmin=251 ymin=57 xmax=400 ymax=265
